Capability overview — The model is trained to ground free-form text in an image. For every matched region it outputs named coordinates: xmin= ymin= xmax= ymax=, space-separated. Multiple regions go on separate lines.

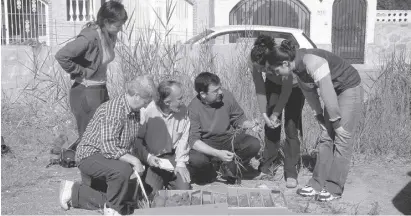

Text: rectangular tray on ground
xmin=226 ymin=187 xmax=287 ymax=209
xmin=150 ymin=187 xmax=288 ymax=212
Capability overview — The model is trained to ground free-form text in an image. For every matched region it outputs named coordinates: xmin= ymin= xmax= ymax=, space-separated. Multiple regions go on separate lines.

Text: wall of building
xmin=365 ymin=23 xmax=411 ymax=65
xmin=48 ymin=0 xmax=193 ymax=46
xmin=211 ymin=0 xmax=377 ymax=46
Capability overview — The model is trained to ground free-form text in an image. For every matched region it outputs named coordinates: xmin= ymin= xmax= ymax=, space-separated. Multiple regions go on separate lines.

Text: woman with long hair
xmin=249 ymin=35 xmax=305 ymax=188
xmin=255 ymin=37 xmax=363 ymax=202
xmin=55 ymin=1 xmax=128 ymax=150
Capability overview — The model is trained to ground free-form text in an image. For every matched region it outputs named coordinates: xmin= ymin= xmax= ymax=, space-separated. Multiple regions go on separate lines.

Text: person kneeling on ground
xmin=59 ymin=75 xmax=161 ymax=215
xmin=187 ymin=72 xmax=261 ymax=184
xmin=134 ymin=80 xmax=191 ymax=196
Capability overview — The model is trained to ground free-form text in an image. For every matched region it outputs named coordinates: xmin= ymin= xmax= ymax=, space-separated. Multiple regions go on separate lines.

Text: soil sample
xmin=262 ymin=192 xmax=274 ymax=207
xmin=165 ymin=194 xmax=181 ymax=207
xmin=180 ymin=192 xmax=191 ymax=206
xmin=238 ymin=193 xmax=249 ymax=207
xmin=213 ymin=193 xmax=227 ymax=204
xmin=227 ymin=195 xmax=238 ymax=207
xmin=249 ymin=192 xmax=263 ymax=207
xmin=191 ymin=191 xmax=202 ymax=205
xmin=272 ymin=193 xmax=286 ymax=207
xmin=151 ymin=194 xmax=166 ymax=208
xmin=202 ymin=191 xmax=213 ymax=205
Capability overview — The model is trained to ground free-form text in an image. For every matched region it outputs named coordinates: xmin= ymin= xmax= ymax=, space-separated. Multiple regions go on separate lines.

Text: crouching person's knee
xmin=110 ymin=162 xmax=134 ymax=182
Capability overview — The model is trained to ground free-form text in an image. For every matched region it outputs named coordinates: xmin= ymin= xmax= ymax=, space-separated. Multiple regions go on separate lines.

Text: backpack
xmin=46 ymin=148 xmax=77 ymax=168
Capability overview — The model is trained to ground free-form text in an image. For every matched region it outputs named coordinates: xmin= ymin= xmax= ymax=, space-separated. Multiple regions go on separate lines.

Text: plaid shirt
xmin=75 ymin=95 xmax=140 ymax=163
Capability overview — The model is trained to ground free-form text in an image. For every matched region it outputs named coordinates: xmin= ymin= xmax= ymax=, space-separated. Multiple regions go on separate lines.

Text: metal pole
xmin=4 ymin=0 xmax=10 ymax=44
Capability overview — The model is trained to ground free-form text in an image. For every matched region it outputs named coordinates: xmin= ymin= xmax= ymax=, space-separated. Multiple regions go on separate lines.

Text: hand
xmin=147 ymin=155 xmax=160 ymax=167
xmin=131 ymin=158 xmax=145 ymax=175
xmin=269 ymin=115 xmax=281 ymax=128
xmin=335 ymin=126 xmax=351 ymax=143
xmin=263 ymin=114 xmax=275 ymax=129
xmin=241 ymin=120 xmax=257 ymax=129
xmin=174 ymin=166 xmax=191 ymax=183
xmin=133 ymin=162 xmax=145 ymax=175
xmin=215 ymin=150 xmax=234 ymax=162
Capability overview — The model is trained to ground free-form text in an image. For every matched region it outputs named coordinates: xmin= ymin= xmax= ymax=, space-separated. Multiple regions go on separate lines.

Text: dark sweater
xmin=187 ymin=89 xmax=247 ymax=146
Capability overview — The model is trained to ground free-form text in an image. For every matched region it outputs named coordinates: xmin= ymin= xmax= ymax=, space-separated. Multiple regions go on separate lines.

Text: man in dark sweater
xmin=187 ymin=72 xmax=261 ymax=184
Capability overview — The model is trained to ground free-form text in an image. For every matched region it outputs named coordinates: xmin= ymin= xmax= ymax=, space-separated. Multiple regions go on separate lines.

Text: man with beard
xmin=187 ymin=72 xmax=261 ymax=184
xmin=135 ymin=80 xmax=191 ymax=196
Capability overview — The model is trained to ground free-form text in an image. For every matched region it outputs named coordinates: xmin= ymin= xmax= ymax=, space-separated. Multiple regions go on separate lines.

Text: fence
xmin=376 ymin=10 xmax=410 ymax=23
xmin=1 ymin=0 xmax=50 ymax=45
xmin=67 ymin=0 xmax=96 ymax=22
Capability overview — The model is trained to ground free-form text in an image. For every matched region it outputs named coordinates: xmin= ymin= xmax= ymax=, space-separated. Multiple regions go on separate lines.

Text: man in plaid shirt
xmin=59 ymin=75 xmax=161 ymax=215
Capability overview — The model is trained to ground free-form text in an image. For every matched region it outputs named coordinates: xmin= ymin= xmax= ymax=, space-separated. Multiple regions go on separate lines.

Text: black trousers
xmin=71 ymin=154 xmax=134 ymax=214
xmin=187 ymin=133 xmax=260 ymax=183
xmin=144 ymin=153 xmax=191 ymax=197
xmin=258 ymin=81 xmax=305 ymax=179
xmin=69 ymin=82 xmax=109 ymax=150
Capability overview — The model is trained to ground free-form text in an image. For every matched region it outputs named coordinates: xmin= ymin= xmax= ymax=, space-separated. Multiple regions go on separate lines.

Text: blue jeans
xmin=308 ymin=85 xmax=363 ymax=196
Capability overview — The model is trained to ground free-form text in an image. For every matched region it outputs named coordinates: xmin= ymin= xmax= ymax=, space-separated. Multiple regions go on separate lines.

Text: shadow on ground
xmin=392 ymin=171 xmax=411 ymax=215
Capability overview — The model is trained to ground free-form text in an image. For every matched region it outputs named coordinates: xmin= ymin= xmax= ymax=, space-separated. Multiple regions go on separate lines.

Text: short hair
xmin=194 ymin=72 xmax=221 ymax=94
xmin=125 ymin=75 xmax=156 ymax=100
xmin=157 ymin=80 xmax=182 ymax=103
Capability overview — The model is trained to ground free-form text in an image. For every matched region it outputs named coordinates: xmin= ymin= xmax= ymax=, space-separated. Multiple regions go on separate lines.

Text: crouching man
xmin=59 ymin=75 xmax=161 ymax=215
xmin=135 ymin=80 xmax=191 ymax=196
xmin=187 ymin=72 xmax=261 ymax=184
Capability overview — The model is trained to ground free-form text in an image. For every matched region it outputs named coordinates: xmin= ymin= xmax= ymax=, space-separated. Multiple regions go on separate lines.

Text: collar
xmin=155 ymin=103 xmax=173 ymax=120
xmin=123 ymin=94 xmax=140 ymax=121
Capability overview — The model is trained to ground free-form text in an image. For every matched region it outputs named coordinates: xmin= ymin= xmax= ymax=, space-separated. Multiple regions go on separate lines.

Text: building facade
xmin=1 ymin=0 xmax=194 ymax=46
xmin=194 ymin=0 xmax=378 ymax=63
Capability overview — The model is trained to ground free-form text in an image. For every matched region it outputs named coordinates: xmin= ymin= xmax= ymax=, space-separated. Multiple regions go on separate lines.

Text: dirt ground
xmin=1 ymin=146 xmax=410 ymax=215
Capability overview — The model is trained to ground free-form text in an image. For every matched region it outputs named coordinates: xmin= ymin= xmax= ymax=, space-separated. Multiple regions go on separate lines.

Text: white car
xmin=184 ymin=25 xmax=317 ymax=49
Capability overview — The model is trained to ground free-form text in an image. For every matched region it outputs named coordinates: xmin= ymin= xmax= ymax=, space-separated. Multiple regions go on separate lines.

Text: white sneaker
xmin=104 ymin=203 xmax=122 ymax=216
xmin=296 ymin=185 xmax=318 ymax=197
xmin=59 ymin=180 xmax=74 ymax=210
xmin=315 ymin=189 xmax=342 ymax=202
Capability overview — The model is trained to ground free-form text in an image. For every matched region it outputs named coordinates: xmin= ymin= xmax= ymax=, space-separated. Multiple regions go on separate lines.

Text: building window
xmin=66 ymin=0 xmax=95 ymax=22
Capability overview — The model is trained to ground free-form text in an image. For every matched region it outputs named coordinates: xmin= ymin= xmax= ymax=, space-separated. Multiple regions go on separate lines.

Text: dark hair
xmin=266 ymin=40 xmax=297 ymax=66
xmin=194 ymin=72 xmax=221 ymax=94
xmin=86 ymin=1 xmax=128 ymax=28
xmin=157 ymin=80 xmax=181 ymax=103
xmin=250 ymin=35 xmax=276 ymax=65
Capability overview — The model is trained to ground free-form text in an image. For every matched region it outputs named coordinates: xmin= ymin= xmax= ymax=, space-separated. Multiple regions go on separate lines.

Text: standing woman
xmin=249 ymin=35 xmax=305 ymax=188
xmin=56 ymin=1 xmax=127 ymax=150
xmin=262 ymin=39 xmax=363 ymax=202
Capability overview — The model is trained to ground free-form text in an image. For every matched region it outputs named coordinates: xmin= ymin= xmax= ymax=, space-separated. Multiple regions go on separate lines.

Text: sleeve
xmin=133 ymin=108 xmax=150 ymax=164
xmin=303 ymin=54 xmax=341 ymax=129
xmin=249 ymin=60 xmax=268 ymax=114
xmin=100 ymin=105 xmax=129 ymax=160
xmin=227 ymin=90 xmax=247 ymax=128
xmin=174 ymin=113 xmax=191 ymax=167
xmin=188 ymin=102 xmax=202 ymax=147
xmin=298 ymin=78 xmax=323 ymax=116
xmin=272 ymin=74 xmax=293 ymax=116
xmin=55 ymin=35 xmax=89 ymax=75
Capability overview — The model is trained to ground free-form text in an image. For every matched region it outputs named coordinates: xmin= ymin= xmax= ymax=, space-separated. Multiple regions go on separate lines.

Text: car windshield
xmin=184 ymin=29 xmax=215 ymax=44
